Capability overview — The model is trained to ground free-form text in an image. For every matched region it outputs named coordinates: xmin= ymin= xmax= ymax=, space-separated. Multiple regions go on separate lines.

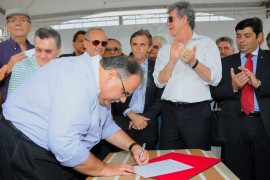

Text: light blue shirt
xmin=240 ymin=47 xmax=260 ymax=112
xmin=123 ymin=58 xmax=148 ymax=115
xmin=3 ymin=52 xmax=121 ymax=167
xmin=8 ymin=56 xmax=40 ymax=95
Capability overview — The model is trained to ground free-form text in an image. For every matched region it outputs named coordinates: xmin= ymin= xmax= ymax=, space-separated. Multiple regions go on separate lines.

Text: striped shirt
xmin=8 ymin=57 xmax=40 ymax=95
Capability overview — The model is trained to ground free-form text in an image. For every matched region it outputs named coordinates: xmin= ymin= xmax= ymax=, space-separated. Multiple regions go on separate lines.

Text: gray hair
xmin=100 ymin=55 xmax=143 ymax=84
xmin=167 ymin=1 xmax=195 ymax=30
xmin=85 ymin=28 xmax=105 ymax=40
xmin=216 ymin=36 xmax=234 ymax=48
xmin=34 ymin=27 xmax=61 ymax=49
xmin=108 ymin=38 xmax=122 ymax=49
xmin=153 ymin=35 xmax=167 ymax=46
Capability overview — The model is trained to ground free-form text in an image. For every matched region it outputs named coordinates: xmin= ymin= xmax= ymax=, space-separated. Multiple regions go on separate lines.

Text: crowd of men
xmin=0 ymin=1 xmax=270 ymax=180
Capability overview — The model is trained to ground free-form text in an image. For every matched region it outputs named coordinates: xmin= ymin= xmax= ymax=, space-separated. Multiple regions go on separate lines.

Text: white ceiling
xmin=0 ymin=0 xmax=269 ymax=22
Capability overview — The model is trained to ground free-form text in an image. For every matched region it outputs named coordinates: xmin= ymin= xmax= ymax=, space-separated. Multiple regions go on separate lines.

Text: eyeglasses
xmin=85 ymin=39 xmax=108 ymax=47
xmin=167 ymin=16 xmax=173 ymax=23
xmin=105 ymin=47 xmax=121 ymax=52
xmin=7 ymin=18 xmax=30 ymax=24
xmin=118 ymin=73 xmax=130 ymax=97
xmin=152 ymin=45 xmax=160 ymax=50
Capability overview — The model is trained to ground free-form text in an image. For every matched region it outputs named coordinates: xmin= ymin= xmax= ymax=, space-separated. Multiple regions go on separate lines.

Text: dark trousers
xmin=160 ymin=101 xmax=211 ymax=150
xmin=224 ymin=115 xmax=270 ymax=180
xmin=0 ymin=118 xmax=86 ymax=180
xmin=114 ymin=116 xmax=158 ymax=150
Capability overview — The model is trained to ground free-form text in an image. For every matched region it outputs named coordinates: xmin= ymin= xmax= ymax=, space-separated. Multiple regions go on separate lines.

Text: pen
xmin=139 ymin=143 xmax=146 ymax=165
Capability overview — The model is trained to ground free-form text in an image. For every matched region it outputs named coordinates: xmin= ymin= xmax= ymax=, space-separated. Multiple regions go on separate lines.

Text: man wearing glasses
xmin=8 ymin=27 xmax=62 ymax=95
xmin=0 ymin=8 xmax=34 ymax=105
xmin=102 ymin=38 xmax=123 ymax=58
xmin=153 ymin=1 xmax=222 ymax=151
xmin=0 ymin=53 xmax=149 ymax=179
xmin=83 ymin=28 xmax=108 ymax=57
xmin=148 ymin=35 xmax=167 ymax=61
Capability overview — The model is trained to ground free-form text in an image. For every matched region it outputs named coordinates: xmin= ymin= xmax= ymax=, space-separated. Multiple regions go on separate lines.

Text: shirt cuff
xmin=123 ymin=108 xmax=132 ymax=117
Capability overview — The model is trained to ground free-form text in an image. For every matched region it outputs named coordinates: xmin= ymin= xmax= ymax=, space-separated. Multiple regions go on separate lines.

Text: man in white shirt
xmin=153 ymin=1 xmax=222 ymax=150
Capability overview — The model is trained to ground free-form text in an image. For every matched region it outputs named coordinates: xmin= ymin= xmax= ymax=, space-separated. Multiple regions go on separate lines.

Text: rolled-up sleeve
xmin=203 ymin=40 xmax=222 ymax=86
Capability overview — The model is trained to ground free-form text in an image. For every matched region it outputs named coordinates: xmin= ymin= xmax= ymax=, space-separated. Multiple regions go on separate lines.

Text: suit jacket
xmin=112 ymin=58 xmax=163 ymax=142
xmin=210 ymin=49 xmax=270 ymax=144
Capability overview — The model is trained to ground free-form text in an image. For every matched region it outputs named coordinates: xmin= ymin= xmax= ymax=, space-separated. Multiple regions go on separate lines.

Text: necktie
xmin=241 ymin=53 xmax=254 ymax=115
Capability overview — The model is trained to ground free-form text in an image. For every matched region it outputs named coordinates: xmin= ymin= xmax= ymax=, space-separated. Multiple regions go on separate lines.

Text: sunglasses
xmin=105 ymin=47 xmax=121 ymax=52
xmin=152 ymin=45 xmax=160 ymax=50
xmin=85 ymin=39 xmax=108 ymax=47
xmin=118 ymin=73 xmax=130 ymax=97
xmin=167 ymin=16 xmax=173 ymax=23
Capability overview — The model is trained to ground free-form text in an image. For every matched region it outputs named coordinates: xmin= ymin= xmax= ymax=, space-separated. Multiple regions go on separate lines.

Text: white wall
xmin=30 ymin=18 xmax=270 ymax=55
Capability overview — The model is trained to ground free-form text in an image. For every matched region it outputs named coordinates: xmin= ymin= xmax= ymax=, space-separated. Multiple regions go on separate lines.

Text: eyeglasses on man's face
xmin=152 ymin=45 xmax=160 ymax=50
xmin=167 ymin=16 xmax=173 ymax=23
xmin=118 ymin=73 xmax=130 ymax=97
xmin=105 ymin=47 xmax=121 ymax=52
xmin=7 ymin=18 xmax=30 ymax=24
xmin=85 ymin=39 xmax=108 ymax=47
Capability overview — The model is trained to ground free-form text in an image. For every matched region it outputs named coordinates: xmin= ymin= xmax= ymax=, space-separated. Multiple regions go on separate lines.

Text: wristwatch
xmin=233 ymin=89 xmax=238 ymax=93
xmin=191 ymin=59 xmax=199 ymax=69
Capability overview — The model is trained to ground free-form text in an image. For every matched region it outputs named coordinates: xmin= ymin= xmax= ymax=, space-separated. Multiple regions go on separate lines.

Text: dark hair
xmin=73 ymin=30 xmax=86 ymax=42
xmin=266 ymin=32 xmax=270 ymax=41
xmin=100 ymin=55 xmax=143 ymax=84
xmin=34 ymin=27 xmax=61 ymax=49
xmin=235 ymin=17 xmax=263 ymax=38
xmin=216 ymin=36 xmax=234 ymax=48
xmin=167 ymin=1 xmax=195 ymax=30
xmin=108 ymin=38 xmax=122 ymax=49
xmin=130 ymin=29 xmax=152 ymax=46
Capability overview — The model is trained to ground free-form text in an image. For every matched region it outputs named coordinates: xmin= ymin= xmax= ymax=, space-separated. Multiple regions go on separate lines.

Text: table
xmin=87 ymin=149 xmax=239 ymax=180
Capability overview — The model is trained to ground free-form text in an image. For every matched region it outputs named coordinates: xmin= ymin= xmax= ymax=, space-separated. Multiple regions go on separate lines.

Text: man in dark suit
xmin=112 ymin=29 xmax=163 ymax=150
xmin=211 ymin=17 xmax=270 ymax=180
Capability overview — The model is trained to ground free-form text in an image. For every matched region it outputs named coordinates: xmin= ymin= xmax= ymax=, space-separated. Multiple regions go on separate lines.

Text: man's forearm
xmin=106 ymin=129 xmax=135 ymax=151
xmin=73 ymin=153 xmax=107 ymax=176
xmin=158 ymin=60 xmax=176 ymax=84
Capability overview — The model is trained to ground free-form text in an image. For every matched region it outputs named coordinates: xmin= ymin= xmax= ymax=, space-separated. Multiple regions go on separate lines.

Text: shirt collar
xmin=240 ymin=47 xmax=259 ymax=58
xmin=91 ymin=54 xmax=102 ymax=92
xmin=8 ymin=37 xmax=32 ymax=49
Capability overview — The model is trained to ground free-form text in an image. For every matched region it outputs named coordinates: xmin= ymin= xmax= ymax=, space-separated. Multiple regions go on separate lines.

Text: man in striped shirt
xmin=8 ymin=27 xmax=61 ymax=95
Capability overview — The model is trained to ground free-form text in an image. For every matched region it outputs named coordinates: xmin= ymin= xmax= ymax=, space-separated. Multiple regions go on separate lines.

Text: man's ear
xmin=107 ymin=69 xmax=118 ymax=80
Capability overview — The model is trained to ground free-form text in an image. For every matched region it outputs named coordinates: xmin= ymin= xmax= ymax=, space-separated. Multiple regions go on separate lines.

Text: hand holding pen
xmin=130 ymin=142 xmax=149 ymax=165
xmin=138 ymin=143 xmax=146 ymax=165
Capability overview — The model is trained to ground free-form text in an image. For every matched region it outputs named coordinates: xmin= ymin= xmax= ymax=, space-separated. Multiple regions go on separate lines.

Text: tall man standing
xmin=113 ymin=29 xmax=162 ymax=150
xmin=0 ymin=8 xmax=34 ymax=104
xmin=211 ymin=17 xmax=270 ymax=180
xmin=153 ymin=1 xmax=222 ymax=150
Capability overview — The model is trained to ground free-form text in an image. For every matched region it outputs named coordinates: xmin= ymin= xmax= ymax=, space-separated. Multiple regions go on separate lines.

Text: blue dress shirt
xmin=3 ymin=52 xmax=120 ymax=167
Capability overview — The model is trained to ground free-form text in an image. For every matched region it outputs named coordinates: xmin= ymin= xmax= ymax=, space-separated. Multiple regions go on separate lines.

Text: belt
xmin=165 ymin=100 xmax=204 ymax=108
xmin=241 ymin=111 xmax=261 ymax=117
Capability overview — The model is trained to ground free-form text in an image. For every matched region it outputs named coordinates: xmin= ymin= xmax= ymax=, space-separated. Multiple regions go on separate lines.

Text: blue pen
xmin=139 ymin=143 xmax=146 ymax=165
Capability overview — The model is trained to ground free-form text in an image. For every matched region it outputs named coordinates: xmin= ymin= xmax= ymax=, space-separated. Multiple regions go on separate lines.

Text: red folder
xmin=149 ymin=152 xmax=221 ymax=180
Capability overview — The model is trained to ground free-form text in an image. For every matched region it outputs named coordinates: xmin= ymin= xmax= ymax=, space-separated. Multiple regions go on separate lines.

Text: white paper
xmin=134 ymin=159 xmax=193 ymax=178
xmin=23 ymin=48 xmax=35 ymax=58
